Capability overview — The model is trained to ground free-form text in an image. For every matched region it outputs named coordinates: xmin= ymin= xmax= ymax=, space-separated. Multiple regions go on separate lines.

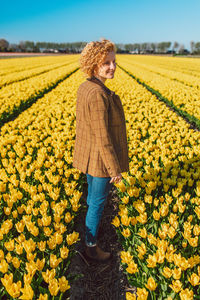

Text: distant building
xmin=178 ymin=49 xmax=190 ymax=54
xmin=129 ymin=50 xmax=139 ymax=54
xmin=42 ymin=49 xmax=59 ymax=53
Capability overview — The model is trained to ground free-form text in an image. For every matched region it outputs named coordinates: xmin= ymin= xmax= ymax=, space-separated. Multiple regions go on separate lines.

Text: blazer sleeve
xmin=87 ymin=89 xmax=121 ymax=177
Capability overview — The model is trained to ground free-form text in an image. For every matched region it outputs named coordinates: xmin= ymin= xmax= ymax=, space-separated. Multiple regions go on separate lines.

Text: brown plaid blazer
xmin=72 ymin=76 xmax=129 ymax=177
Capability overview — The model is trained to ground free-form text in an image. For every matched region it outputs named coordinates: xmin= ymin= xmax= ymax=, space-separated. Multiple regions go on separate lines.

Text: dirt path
xmin=68 ymin=181 xmax=136 ymax=300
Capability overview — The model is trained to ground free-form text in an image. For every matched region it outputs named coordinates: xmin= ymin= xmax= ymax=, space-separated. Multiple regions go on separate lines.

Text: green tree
xmin=0 ymin=39 xmax=9 ymax=51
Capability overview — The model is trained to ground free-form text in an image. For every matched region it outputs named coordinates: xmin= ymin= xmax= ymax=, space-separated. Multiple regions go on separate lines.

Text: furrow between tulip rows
xmin=0 ymin=62 xmax=79 ymax=127
xmin=106 ymin=67 xmax=200 ymax=299
xmin=0 ymin=69 xmax=86 ymax=299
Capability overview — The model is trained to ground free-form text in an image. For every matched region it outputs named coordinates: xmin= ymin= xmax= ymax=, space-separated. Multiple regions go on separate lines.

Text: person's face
xmin=94 ymin=51 xmax=116 ymax=83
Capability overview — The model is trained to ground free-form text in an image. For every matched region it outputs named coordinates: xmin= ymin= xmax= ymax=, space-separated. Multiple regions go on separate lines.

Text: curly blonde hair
xmin=79 ymin=38 xmax=116 ymax=78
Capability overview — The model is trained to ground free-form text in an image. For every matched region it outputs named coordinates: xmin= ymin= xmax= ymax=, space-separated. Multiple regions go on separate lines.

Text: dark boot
xmin=84 ymin=244 xmax=112 ymax=262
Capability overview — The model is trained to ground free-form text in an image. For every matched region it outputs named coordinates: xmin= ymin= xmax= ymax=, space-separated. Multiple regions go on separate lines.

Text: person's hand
xmin=109 ymin=173 xmax=122 ymax=184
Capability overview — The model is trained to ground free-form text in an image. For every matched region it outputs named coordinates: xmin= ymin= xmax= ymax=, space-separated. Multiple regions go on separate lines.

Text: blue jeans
xmin=85 ymin=173 xmax=112 ymax=246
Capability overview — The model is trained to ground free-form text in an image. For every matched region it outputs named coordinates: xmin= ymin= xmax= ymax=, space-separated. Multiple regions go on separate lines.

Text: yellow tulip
xmin=169 ymin=280 xmax=182 ymax=293
xmin=172 ymin=268 xmax=182 ymax=280
xmin=12 ymin=257 xmax=21 ymax=269
xmin=42 ymin=269 xmax=56 ymax=284
xmin=7 ymin=281 xmax=22 ymax=298
xmin=1 ymin=273 xmax=13 ymax=289
xmin=25 ymin=261 xmax=37 ymax=277
xmin=37 ymin=294 xmax=48 ymax=300
xmin=47 ymin=237 xmax=57 ymax=250
xmin=43 ymin=227 xmax=53 ymax=236
xmin=136 ymin=243 xmax=146 ymax=259
xmin=162 ymin=267 xmax=172 ymax=278
xmin=126 ymin=260 xmax=138 ymax=274
xmin=65 ymin=212 xmax=74 ymax=223
xmin=127 ymin=186 xmax=140 ymax=197
xmin=130 ymin=217 xmax=137 ymax=226
xmin=66 ymin=231 xmax=79 ymax=245
xmin=121 ymin=215 xmax=131 ymax=226
xmin=193 ymin=224 xmax=200 ymax=236
xmin=4 ymin=239 xmax=15 ymax=251
xmin=188 ymin=273 xmax=199 ymax=286
xmin=137 ymin=212 xmax=147 ymax=224
xmin=167 ymin=226 xmax=177 ymax=239
xmin=48 ymin=278 xmax=60 ymax=296
xmin=138 ymin=228 xmax=147 ymax=239
xmin=179 ymin=288 xmax=194 ymax=300
xmin=121 ymin=195 xmax=130 ymax=204
xmin=147 ymin=234 xmax=157 ymax=246
xmin=4 ymin=206 xmax=12 ymax=215
xmin=58 ymin=276 xmax=70 ymax=292
xmin=15 ymin=220 xmax=25 ymax=233
xmin=144 ymin=195 xmax=153 ymax=204
xmin=60 ymin=246 xmax=69 ymax=259
xmin=188 ymin=236 xmax=198 ymax=247
xmin=145 ymin=277 xmax=157 ymax=291
xmin=152 ymin=210 xmax=160 ymax=221
xmin=0 ymin=249 xmax=4 ymax=260
xmin=37 ymin=241 xmax=46 ymax=252
xmin=116 ymin=180 xmax=126 ymax=192
xmin=23 ymin=239 xmax=36 ymax=253
xmin=122 ymin=228 xmax=131 ymax=238
xmin=159 ymin=203 xmax=169 ymax=217
xmin=35 ymin=258 xmax=45 ymax=271
xmin=137 ymin=288 xmax=148 ymax=300
xmin=24 ymin=272 xmax=34 ymax=285
xmin=111 ymin=216 xmax=120 ymax=227
xmin=41 ymin=215 xmax=51 ymax=226
xmin=120 ymin=251 xmax=133 ymax=264
xmin=0 ymin=259 xmax=8 ymax=273
xmin=50 ymin=254 xmax=62 ymax=269
xmin=126 ymin=292 xmax=137 ymax=300
xmin=19 ymin=284 xmax=34 ymax=300
xmin=146 ymin=254 xmax=157 ymax=268
xmin=133 ymin=200 xmax=146 ymax=214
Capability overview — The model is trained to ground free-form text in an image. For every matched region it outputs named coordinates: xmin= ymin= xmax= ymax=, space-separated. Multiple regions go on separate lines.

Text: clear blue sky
xmin=1 ymin=0 xmax=199 ymax=49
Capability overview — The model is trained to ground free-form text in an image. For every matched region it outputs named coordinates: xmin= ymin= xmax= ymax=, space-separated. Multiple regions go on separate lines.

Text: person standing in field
xmin=72 ymin=38 xmax=129 ymax=262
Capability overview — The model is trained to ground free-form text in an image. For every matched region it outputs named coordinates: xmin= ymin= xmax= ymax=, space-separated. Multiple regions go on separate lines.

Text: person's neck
xmin=93 ymin=75 xmax=106 ymax=84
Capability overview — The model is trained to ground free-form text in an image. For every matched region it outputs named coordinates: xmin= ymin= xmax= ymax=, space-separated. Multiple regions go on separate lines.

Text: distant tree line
xmin=0 ymin=39 xmax=84 ymax=53
xmin=0 ymin=39 xmax=200 ymax=55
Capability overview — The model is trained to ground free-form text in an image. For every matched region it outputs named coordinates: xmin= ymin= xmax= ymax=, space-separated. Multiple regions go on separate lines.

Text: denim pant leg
xmin=86 ymin=174 xmax=93 ymax=206
xmin=85 ymin=174 xmax=112 ymax=246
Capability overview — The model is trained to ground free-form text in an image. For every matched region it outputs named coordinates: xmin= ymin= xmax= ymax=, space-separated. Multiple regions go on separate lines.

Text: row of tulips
xmin=0 ymin=55 xmax=78 ymax=77
xmin=105 ymin=66 xmax=200 ymax=299
xmin=118 ymin=55 xmax=200 ymax=87
xmin=0 ymin=60 xmax=79 ymax=126
xmin=0 ymin=68 xmax=87 ymax=299
xmin=0 ymin=56 xmax=78 ymax=88
xmin=117 ymin=56 xmax=200 ymax=122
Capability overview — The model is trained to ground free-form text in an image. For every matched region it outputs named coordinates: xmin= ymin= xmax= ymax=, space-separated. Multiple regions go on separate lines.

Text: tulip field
xmin=0 ymin=54 xmax=200 ymax=299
